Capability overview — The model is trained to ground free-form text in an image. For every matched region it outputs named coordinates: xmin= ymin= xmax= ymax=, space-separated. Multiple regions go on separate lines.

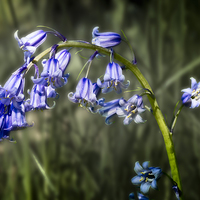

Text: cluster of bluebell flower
xmin=0 ymin=25 xmax=186 ymax=200
xmin=0 ymin=26 xmax=147 ymax=141
xmin=0 ymin=29 xmax=69 ymax=141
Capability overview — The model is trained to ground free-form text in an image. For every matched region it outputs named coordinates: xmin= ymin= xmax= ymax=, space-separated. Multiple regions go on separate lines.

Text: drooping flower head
xmin=4 ymin=100 xmax=32 ymax=132
xmin=0 ymin=93 xmax=32 ymax=141
xmin=27 ymin=84 xmax=55 ymax=111
xmin=181 ymin=77 xmax=200 ymax=108
xmin=129 ymin=192 xmax=149 ymax=200
xmin=98 ymin=98 xmax=124 ymax=125
xmin=116 ymin=95 xmax=146 ymax=125
xmin=97 ymin=62 xmax=129 ymax=94
xmin=32 ymin=49 xmax=70 ymax=89
xmin=68 ymin=77 xmax=97 ymax=112
xmin=172 ymin=183 xmax=182 ymax=200
xmin=14 ymin=30 xmax=47 ymax=62
xmin=0 ymin=64 xmax=26 ymax=106
xmin=92 ymin=27 xmax=121 ymax=48
xmin=131 ymin=161 xmax=162 ymax=194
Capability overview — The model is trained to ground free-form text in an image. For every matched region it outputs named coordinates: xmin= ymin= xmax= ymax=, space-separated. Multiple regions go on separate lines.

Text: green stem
xmin=170 ymin=104 xmax=184 ymax=134
xmin=27 ymin=41 xmax=182 ymax=196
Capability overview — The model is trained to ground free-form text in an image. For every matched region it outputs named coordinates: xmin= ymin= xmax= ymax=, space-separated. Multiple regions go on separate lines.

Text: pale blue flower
xmin=181 ymin=77 xmax=200 ymax=108
xmin=131 ymin=161 xmax=162 ymax=194
xmin=116 ymin=95 xmax=146 ymax=125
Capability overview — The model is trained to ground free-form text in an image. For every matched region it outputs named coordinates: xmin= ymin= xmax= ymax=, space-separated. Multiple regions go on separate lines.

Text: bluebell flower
xmin=181 ymin=77 xmax=200 ymax=108
xmin=4 ymin=101 xmax=32 ymax=132
xmin=0 ymin=94 xmax=32 ymax=141
xmin=27 ymin=84 xmax=55 ymax=110
xmin=131 ymin=161 xmax=162 ymax=194
xmin=129 ymin=192 xmax=149 ymax=200
xmin=98 ymin=98 xmax=124 ymax=125
xmin=55 ymin=49 xmax=71 ymax=73
xmin=14 ymin=30 xmax=47 ymax=62
xmin=46 ymin=85 xmax=59 ymax=99
xmin=92 ymin=27 xmax=121 ymax=48
xmin=32 ymin=49 xmax=70 ymax=89
xmin=172 ymin=183 xmax=182 ymax=200
xmin=116 ymin=95 xmax=146 ymax=125
xmin=97 ymin=62 xmax=129 ymax=94
xmin=68 ymin=78 xmax=97 ymax=111
xmin=0 ymin=65 xmax=26 ymax=106
xmin=0 ymin=63 xmax=32 ymax=141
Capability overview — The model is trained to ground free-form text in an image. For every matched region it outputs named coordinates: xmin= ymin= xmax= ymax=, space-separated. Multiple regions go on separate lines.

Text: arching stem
xmin=27 ymin=41 xmax=182 ymax=197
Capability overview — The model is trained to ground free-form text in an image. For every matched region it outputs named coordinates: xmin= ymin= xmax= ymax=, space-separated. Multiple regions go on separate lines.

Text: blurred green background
xmin=0 ymin=0 xmax=200 ymax=199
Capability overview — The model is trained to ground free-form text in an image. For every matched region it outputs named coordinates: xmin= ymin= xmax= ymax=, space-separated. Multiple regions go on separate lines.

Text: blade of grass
xmin=32 ymin=153 xmax=58 ymax=195
xmin=156 ymin=56 xmax=200 ymax=95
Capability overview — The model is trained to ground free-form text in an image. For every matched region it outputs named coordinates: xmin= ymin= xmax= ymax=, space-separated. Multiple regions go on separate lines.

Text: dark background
xmin=0 ymin=0 xmax=200 ymax=199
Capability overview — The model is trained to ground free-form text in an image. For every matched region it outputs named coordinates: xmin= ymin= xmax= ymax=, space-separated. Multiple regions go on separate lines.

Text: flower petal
xmin=134 ymin=161 xmax=143 ymax=174
xmin=140 ymin=182 xmax=151 ymax=194
xmin=131 ymin=175 xmax=144 ymax=185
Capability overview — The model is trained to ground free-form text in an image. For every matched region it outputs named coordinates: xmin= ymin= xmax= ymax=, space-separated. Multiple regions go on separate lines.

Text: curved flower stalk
xmin=129 ymin=192 xmax=149 ymax=200
xmin=26 ymin=40 xmax=182 ymax=196
xmin=98 ymin=98 xmax=124 ymax=125
xmin=181 ymin=77 xmax=200 ymax=108
xmin=131 ymin=161 xmax=162 ymax=194
xmin=9 ymin=27 xmax=182 ymax=197
xmin=97 ymin=62 xmax=130 ymax=94
xmin=116 ymin=95 xmax=146 ymax=125
xmin=68 ymin=77 xmax=97 ymax=112
xmin=92 ymin=27 xmax=121 ymax=48
xmin=32 ymin=49 xmax=70 ymax=89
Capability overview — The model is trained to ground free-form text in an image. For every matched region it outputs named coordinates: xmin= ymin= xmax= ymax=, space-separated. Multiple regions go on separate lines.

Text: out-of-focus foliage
xmin=0 ymin=0 xmax=200 ymax=200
